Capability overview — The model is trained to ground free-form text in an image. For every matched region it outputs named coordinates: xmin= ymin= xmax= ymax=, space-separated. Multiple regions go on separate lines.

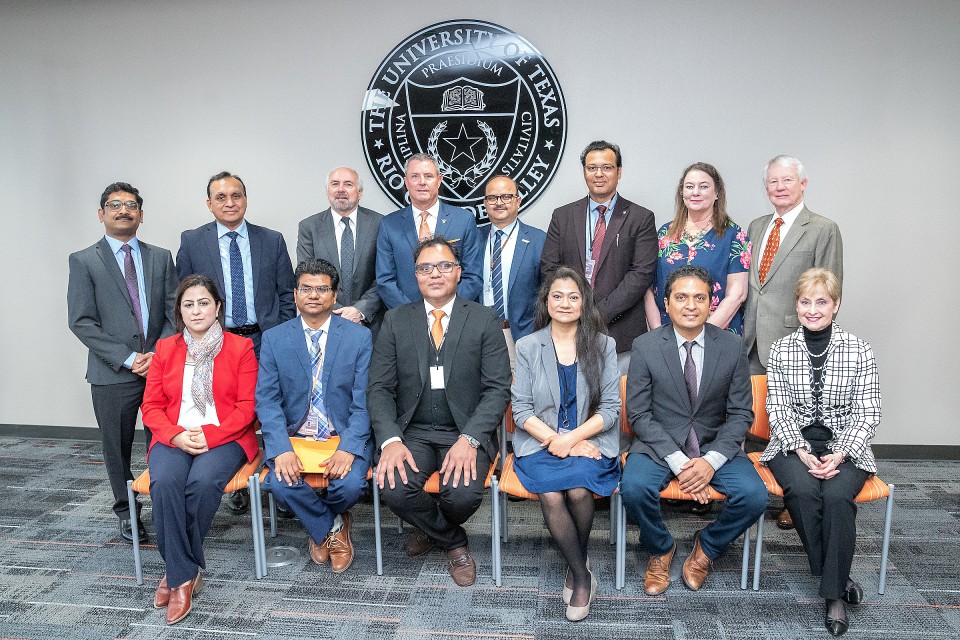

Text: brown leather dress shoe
xmin=446 ymin=546 xmax=477 ymax=586
xmin=327 ymin=512 xmax=354 ymax=574
xmin=309 ymin=536 xmax=328 ymax=565
xmin=405 ymin=529 xmax=437 ymax=557
xmin=681 ymin=531 xmax=713 ymax=591
xmin=153 ymin=574 xmax=170 ymax=609
xmin=777 ymin=508 xmax=795 ymax=530
xmin=644 ymin=543 xmax=676 ymax=596
xmin=166 ymin=573 xmax=203 ymax=625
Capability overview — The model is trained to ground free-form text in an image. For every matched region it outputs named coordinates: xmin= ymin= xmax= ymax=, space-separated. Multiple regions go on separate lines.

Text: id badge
xmin=430 ymin=366 xmax=445 ymax=389
xmin=584 ymin=258 xmax=596 ymax=282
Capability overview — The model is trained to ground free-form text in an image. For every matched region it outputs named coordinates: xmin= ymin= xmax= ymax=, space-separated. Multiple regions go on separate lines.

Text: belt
xmin=226 ymin=323 xmax=261 ymax=336
xmin=500 ymin=319 xmax=510 ymax=329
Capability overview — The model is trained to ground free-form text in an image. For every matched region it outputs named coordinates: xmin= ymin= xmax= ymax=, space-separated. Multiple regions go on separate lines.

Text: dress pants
xmin=149 ymin=441 xmax=245 ymax=587
xmin=379 ymin=428 xmax=491 ymax=550
xmin=91 ymin=379 xmax=150 ymax=520
xmin=620 ymin=452 xmax=768 ymax=559
xmin=767 ymin=451 xmax=869 ymax=599
xmin=263 ymin=456 xmax=368 ymax=543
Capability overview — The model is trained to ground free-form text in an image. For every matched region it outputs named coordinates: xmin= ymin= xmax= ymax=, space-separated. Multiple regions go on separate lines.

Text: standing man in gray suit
xmin=297 ymin=167 xmax=384 ymax=334
xmin=743 ymin=155 xmax=843 ymax=375
xmin=68 ymin=181 xmax=177 ymax=543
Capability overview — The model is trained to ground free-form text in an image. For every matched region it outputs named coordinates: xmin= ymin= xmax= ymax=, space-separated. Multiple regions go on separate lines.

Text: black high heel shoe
xmin=825 ymin=600 xmax=849 ymax=636
xmin=841 ymin=580 xmax=863 ymax=605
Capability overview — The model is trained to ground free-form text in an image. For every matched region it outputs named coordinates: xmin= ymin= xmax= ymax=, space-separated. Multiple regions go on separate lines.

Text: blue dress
xmin=514 ymin=362 xmax=620 ymax=495
xmin=652 ymin=220 xmax=752 ymax=335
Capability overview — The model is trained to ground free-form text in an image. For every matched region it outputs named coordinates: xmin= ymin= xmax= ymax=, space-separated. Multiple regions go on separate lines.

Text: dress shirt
xmin=663 ymin=327 xmax=728 ymax=474
xmin=217 ymin=220 xmax=257 ymax=327
xmin=757 ymin=201 xmax=804 ymax=259
xmin=583 ymin=194 xmax=618 ymax=258
xmin=300 ymin=315 xmax=332 ymax=432
xmin=412 ymin=200 xmax=441 ymax=237
xmin=482 ymin=219 xmax=519 ymax=312
xmin=103 ymin=234 xmax=150 ymax=369
xmin=332 ymin=208 xmax=358 ymax=262
xmin=177 ymin=362 xmax=220 ymax=429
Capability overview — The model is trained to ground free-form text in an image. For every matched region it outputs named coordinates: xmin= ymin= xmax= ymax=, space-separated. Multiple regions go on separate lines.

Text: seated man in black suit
xmin=368 ymin=237 xmax=511 ymax=586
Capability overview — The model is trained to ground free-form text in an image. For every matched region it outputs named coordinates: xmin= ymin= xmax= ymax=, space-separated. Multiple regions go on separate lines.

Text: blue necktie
xmin=339 ymin=218 xmax=354 ymax=304
xmin=226 ymin=231 xmax=247 ymax=326
xmin=308 ymin=330 xmax=332 ymax=439
xmin=492 ymin=230 xmax=505 ymax=321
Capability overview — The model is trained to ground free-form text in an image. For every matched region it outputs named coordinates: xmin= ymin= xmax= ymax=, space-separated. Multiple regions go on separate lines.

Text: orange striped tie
xmin=758 ymin=217 xmax=784 ymax=284
xmin=430 ymin=310 xmax=445 ymax=349
xmin=419 ymin=211 xmax=431 ymax=241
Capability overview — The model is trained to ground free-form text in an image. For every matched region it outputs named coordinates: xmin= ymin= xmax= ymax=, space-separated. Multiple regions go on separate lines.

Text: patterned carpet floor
xmin=0 ymin=435 xmax=957 ymax=639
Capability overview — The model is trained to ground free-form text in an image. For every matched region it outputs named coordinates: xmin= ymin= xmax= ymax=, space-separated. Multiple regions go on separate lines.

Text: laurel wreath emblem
xmin=427 ymin=120 xmax=498 ymax=188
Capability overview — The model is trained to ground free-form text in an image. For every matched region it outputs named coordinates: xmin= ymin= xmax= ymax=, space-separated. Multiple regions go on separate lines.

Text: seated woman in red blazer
xmin=141 ymin=273 xmax=258 ymax=625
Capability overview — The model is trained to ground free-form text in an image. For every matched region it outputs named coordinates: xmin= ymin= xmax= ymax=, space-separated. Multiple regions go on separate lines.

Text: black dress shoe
xmin=842 ymin=580 xmax=863 ymax=605
xmin=225 ymin=489 xmax=250 ymax=515
xmin=825 ymin=601 xmax=849 ymax=636
xmin=119 ymin=518 xmax=148 ymax=544
xmin=276 ymin=504 xmax=296 ymax=519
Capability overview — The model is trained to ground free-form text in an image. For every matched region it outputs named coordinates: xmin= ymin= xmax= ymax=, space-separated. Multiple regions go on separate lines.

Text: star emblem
xmin=442 ymin=123 xmax=483 ymax=163
xmin=373 ymin=139 xmax=384 ymax=150
xmin=544 ymin=139 xmax=555 ymax=150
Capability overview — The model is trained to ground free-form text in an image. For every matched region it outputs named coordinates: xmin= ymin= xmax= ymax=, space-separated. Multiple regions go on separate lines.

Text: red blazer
xmin=142 ymin=331 xmax=259 ymax=461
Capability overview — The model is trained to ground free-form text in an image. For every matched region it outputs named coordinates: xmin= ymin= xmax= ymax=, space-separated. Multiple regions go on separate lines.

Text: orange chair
xmin=125 ymin=449 xmax=265 ymax=585
xmin=744 ymin=375 xmax=894 ymax=593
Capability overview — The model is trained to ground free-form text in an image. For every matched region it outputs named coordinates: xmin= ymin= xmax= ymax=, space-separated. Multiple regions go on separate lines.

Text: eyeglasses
xmin=483 ymin=194 xmax=518 ymax=204
xmin=296 ymin=285 xmax=334 ymax=295
xmin=414 ymin=261 xmax=459 ymax=275
xmin=767 ymin=178 xmax=797 ymax=188
xmin=104 ymin=200 xmax=140 ymax=212
xmin=585 ymin=164 xmax=617 ymax=174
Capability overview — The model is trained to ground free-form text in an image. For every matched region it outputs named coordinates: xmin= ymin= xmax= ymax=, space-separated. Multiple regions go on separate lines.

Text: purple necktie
xmin=682 ymin=340 xmax=701 ymax=458
xmin=121 ymin=244 xmax=144 ymax=337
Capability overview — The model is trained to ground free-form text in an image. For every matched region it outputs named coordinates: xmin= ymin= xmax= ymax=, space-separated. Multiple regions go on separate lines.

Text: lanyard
xmin=586 ymin=198 xmax=614 ymax=247
xmin=488 ymin=221 xmax=518 ymax=271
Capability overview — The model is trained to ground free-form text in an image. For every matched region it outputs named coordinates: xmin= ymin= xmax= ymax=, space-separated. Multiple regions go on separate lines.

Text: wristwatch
xmin=460 ymin=434 xmax=480 ymax=449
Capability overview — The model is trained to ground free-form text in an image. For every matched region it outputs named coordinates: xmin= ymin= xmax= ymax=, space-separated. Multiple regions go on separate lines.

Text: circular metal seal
xmin=361 ymin=19 xmax=567 ymax=223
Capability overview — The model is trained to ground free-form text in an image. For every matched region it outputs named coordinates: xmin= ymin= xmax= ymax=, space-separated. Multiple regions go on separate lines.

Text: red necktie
xmin=590 ymin=205 xmax=607 ymax=285
xmin=758 ymin=217 xmax=784 ymax=284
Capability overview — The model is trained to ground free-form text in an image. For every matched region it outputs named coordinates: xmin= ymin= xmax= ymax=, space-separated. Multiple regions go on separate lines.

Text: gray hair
xmin=404 ymin=153 xmax=439 ymax=174
xmin=326 ymin=167 xmax=363 ymax=191
xmin=763 ymin=155 xmax=807 ymax=186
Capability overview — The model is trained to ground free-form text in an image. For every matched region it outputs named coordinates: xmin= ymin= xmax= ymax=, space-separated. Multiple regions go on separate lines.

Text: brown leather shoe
xmin=446 ymin=546 xmax=477 ymax=586
xmin=327 ymin=512 xmax=354 ymax=574
xmin=777 ymin=508 xmax=795 ymax=530
xmin=166 ymin=573 xmax=203 ymax=625
xmin=309 ymin=536 xmax=328 ymax=565
xmin=644 ymin=543 xmax=676 ymax=596
xmin=682 ymin=531 xmax=712 ymax=591
xmin=405 ymin=529 xmax=437 ymax=557
xmin=153 ymin=574 xmax=170 ymax=609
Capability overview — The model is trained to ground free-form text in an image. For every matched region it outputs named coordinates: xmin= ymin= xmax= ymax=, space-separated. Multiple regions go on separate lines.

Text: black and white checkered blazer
xmin=759 ymin=323 xmax=881 ymax=473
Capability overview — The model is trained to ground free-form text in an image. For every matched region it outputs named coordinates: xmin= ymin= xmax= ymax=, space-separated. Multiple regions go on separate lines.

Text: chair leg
xmin=491 ymin=476 xmax=502 ymax=586
xmin=878 ymin=484 xmax=895 ymax=595
xmin=740 ymin=520 xmax=753 ymax=590
xmin=373 ymin=474 xmax=383 ymax=576
xmin=248 ymin=475 xmax=264 ymax=579
xmin=501 ymin=491 xmax=510 ymax=543
xmin=615 ymin=492 xmax=625 ymax=590
xmin=268 ymin=493 xmax=278 ymax=538
xmin=127 ymin=480 xmax=143 ymax=586
xmin=609 ymin=494 xmax=616 ymax=545
xmin=752 ymin=512 xmax=766 ymax=591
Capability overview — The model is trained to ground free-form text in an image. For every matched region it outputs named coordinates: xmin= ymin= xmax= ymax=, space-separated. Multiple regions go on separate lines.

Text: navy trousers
xmin=148 ymin=441 xmax=245 ymax=587
xmin=620 ymin=452 xmax=768 ymax=559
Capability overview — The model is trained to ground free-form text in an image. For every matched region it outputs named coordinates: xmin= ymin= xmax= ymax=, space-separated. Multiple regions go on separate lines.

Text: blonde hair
xmin=794 ymin=268 xmax=841 ymax=302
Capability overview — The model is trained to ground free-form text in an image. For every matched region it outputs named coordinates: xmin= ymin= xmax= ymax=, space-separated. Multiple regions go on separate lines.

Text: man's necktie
xmin=339 ymin=217 xmax=354 ymax=304
xmin=120 ymin=244 xmax=144 ymax=337
xmin=419 ymin=211 xmax=431 ymax=241
xmin=491 ymin=230 xmax=505 ymax=321
xmin=430 ymin=309 xmax=445 ymax=350
xmin=226 ymin=231 xmax=247 ymax=326
xmin=682 ymin=340 xmax=701 ymax=458
xmin=590 ymin=205 xmax=607 ymax=285
xmin=307 ymin=329 xmax=332 ymax=440
xmin=758 ymin=217 xmax=784 ymax=284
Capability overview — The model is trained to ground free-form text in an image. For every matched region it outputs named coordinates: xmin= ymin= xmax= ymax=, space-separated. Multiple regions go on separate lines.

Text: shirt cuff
xmin=664 ymin=451 xmax=690 ymax=476
xmin=702 ymin=451 xmax=728 ymax=471
xmin=123 ymin=352 xmax=137 ymax=370
xmin=380 ymin=436 xmax=402 ymax=451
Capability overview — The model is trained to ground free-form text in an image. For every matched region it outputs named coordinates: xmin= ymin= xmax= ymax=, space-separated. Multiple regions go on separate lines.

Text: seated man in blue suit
xmin=620 ymin=265 xmax=767 ymax=595
xmin=478 ymin=175 xmax=546 ymax=369
xmin=376 ymin=153 xmax=483 ymax=308
xmin=256 ymin=259 xmax=374 ymax=573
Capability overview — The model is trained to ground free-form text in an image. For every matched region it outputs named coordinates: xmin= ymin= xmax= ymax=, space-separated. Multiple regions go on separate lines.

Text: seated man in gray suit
xmin=621 ymin=265 xmax=767 ymax=595
xmin=68 ymin=182 xmax=177 ymax=543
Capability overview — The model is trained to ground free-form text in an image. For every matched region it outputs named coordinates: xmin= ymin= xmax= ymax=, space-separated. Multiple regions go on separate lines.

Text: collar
xmin=489 ymin=218 xmax=519 ymax=236
xmin=414 ymin=200 xmax=441 ymax=217
xmin=589 ymin=193 xmax=618 ymax=214
xmin=217 ymin=219 xmax=248 ymax=238
xmin=770 ymin=201 xmax=804 ymax=225
xmin=333 ymin=208 xmax=358 ymax=225
xmin=301 ymin=315 xmax=332 ymax=335
xmin=104 ymin=234 xmax=140 ymax=253
xmin=423 ymin=296 xmax=456 ymax=318
xmin=673 ymin=326 xmax=705 ymax=349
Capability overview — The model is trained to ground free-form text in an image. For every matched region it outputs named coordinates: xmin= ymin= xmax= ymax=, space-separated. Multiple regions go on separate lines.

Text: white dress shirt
xmin=332 ymin=208 xmax=358 ymax=262
xmin=412 ymin=200 xmax=441 ymax=237
xmin=482 ymin=219 xmax=519 ymax=313
xmin=757 ymin=201 xmax=804 ymax=259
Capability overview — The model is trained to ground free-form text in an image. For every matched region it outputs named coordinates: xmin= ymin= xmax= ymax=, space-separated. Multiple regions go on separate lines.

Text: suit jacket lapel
xmin=355 ymin=209 xmax=375 ymax=272
xmin=410 ymin=303 xmax=429 ymax=389
xmin=96 ymin=240 xmax=135 ymax=312
xmin=318 ymin=210 xmax=341 ymax=270
xmin=539 ymin=330 xmax=562 ymax=409
xmin=765 ymin=207 xmax=809 ymax=284
xmin=594 ymin=198 xmax=627 ymax=274
xmin=247 ymin=223 xmax=262 ymax=298
xmin=288 ymin=320 xmax=312 ymax=380
xmin=507 ymin=223 xmax=530 ymax=296
xmin=573 ymin=199 xmax=588 ymax=269
xmin=322 ymin=317 xmax=341 ymax=389
xmin=402 ymin=206 xmax=420 ymax=253
xmin=441 ymin=298 xmax=467 ymax=383
xmin=204 ymin=224 xmax=227 ymax=299
xmin=660 ymin=329 xmax=692 ymax=413
xmin=695 ymin=329 xmax=720 ymax=413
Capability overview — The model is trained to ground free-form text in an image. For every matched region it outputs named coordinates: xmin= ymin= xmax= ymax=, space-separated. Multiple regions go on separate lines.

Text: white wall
xmin=1 ymin=0 xmax=956 ymax=446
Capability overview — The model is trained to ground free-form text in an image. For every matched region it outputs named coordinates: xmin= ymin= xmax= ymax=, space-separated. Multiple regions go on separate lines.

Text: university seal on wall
xmin=361 ymin=19 xmax=567 ymax=222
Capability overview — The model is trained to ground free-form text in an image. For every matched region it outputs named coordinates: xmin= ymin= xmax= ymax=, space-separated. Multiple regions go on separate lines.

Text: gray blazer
xmin=625 ymin=324 xmax=753 ymax=466
xmin=68 ymin=238 xmax=177 ymax=385
xmin=743 ymin=207 xmax=842 ymax=368
xmin=511 ymin=327 xmax=621 ymax=458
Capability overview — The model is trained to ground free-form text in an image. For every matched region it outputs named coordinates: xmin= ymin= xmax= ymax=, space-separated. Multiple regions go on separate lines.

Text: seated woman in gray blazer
xmin=511 ymin=266 xmax=620 ymax=622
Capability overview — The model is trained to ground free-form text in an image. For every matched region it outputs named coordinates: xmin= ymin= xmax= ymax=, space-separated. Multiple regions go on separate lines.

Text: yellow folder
xmin=290 ymin=436 xmax=341 ymax=473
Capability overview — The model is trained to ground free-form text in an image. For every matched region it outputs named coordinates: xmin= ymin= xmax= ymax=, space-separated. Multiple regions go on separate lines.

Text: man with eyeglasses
xmin=256 ymin=259 xmax=374 ymax=573
xmin=68 ymin=182 xmax=178 ymax=543
xmin=743 ymin=155 xmax=842 ymax=531
xmin=376 ymin=153 xmax=483 ymax=309
xmin=541 ymin=140 xmax=658 ymax=373
xmin=478 ymin=175 xmax=546 ymax=370
xmin=368 ymin=237 xmax=510 ymax=586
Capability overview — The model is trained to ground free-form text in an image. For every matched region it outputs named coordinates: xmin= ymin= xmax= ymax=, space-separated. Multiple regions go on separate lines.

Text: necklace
xmin=801 ymin=340 xmax=830 ymax=359
xmin=682 ymin=216 xmax=711 ymax=243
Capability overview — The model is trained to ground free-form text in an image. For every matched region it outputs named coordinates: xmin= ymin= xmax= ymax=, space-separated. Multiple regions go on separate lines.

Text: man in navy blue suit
xmin=176 ymin=171 xmax=296 ymax=356
xmin=256 ymin=259 xmax=374 ymax=573
xmin=478 ymin=175 xmax=545 ymax=369
xmin=376 ymin=153 xmax=483 ymax=308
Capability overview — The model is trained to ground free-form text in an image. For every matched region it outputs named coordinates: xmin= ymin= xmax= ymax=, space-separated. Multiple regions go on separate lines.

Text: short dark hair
xmin=207 ymin=171 xmax=247 ymax=198
xmin=664 ymin=265 xmax=713 ymax=300
xmin=294 ymin=258 xmax=340 ymax=292
xmin=580 ymin=140 xmax=622 ymax=167
xmin=100 ymin=182 xmax=143 ymax=210
xmin=174 ymin=274 xmax=225 ymax=334
xmin=413 ymin=236 xmax=460 ymax=263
